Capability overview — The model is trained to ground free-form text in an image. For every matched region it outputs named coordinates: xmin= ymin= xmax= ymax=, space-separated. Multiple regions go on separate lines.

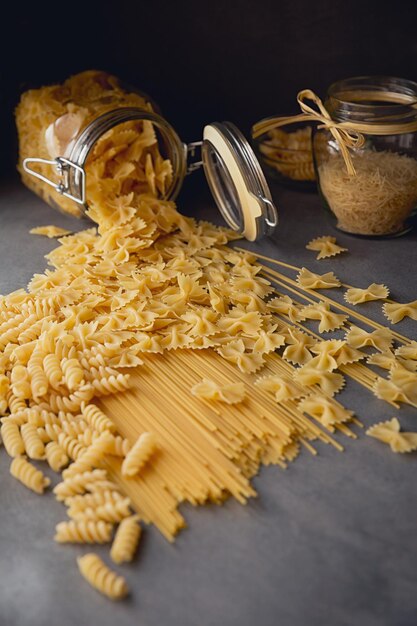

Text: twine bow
xmin=252 ymin=89 xmax=366 ymax=176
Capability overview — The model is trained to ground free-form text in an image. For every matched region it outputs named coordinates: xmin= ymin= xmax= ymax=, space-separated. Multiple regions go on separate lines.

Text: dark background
xmin=2 ymin=0 xmax=417 ymax=177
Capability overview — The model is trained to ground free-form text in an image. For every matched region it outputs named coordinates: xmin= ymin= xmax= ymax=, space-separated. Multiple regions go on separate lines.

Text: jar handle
xmin=22 ymin=157 xmax=86 ymax=206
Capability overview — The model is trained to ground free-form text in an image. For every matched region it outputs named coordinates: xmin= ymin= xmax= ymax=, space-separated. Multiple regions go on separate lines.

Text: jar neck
xmin=325 ymin=76 xmax=417 ymax=126
xmin=69 ymin=107 xmax=187 ymax=201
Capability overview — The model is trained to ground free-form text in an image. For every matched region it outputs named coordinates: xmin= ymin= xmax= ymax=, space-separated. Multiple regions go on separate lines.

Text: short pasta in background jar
xmin=17 ymin=71 xmax=278 ymax=241
xmin=313 ymin=76 xmax=417 ymax=237
xmin=252 ymin=121 xmax=317 ymax=191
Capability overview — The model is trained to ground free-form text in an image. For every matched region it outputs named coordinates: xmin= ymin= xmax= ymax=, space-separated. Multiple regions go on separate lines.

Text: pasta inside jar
xmin=16 ymin=71 xmax=176 ymax=217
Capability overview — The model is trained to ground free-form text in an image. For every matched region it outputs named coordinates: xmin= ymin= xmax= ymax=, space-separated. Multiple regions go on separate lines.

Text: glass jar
xmin=252 ymin=120 xmax=316 ymax=191
xmin=313 ymin=76 xmax=417 ymax=237
xmin=18 ymin=71 xmax=277 ymax=241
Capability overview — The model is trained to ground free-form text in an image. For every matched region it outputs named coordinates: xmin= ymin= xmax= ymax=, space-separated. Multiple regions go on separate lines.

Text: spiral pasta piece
xmin=77 ymin=553 xmax=129 ymax=600
xmin=53 ymin=469 xmax=109 ymax=501
xmin=45 ymin=441 xmax=69 ymax=471
xmin=65 ymin=490 xmax=124 ymax=511
xmin=61 ymin=418 xmax=88 ymax=437
xmin=10 ymin=456 xmax=50 ymax=494
xmin=6 ymin=390 xmax=27 ymax=414
xmin=108 ymin=435 xmax=131 ymax=457
xmin=121 ymin=432 xmax=157 ymax=477
xmin=62 ymin=358 xmax=85 ymax=391
xmin=69 ymin=498 xmax=132 ymax=523
xmin=27 ymin=349 xmax=48 ymax=398
xmin=21 ymin=423 xmax=46 ymax=459
xmin=81 ymin=403 xmax=116 ymax=433
xmin=58 ymin=432 xmax=87 ymax=460
xmin=110 ymin=515 xmax=141 ymax=564
xmin=54 ymin=520 xmax=113 ymax=543
xmin=91 ymin=373 xmax=130 ymax=396
xmin=26 ymin=408 xmax=61 ymax=427
xmin=1 ymin=421 xmax=25 ymax=457
xmin=43 ymin=353 xmax=64 ymax=389
xmin=62 ymin=431 xmax=114 ymax=478
xmin=10 ymin=365 xmax=32 ymax=400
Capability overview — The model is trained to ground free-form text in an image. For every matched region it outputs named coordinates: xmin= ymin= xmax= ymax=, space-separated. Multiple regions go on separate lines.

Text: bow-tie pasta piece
xmin=267 ymin=295 xmax=300 ymax=323
xmin=367 ymin=350 xmax=398 ymax=371
xmin=298 ymin=302 xmax=348 ymax=333
xmin=293 ymin=368 xmax=345 ymax=396
xmin=298 ymin=396 xmax=353 ymax=429
xmin=217 ymin=309 xmax=263 ymax=337
xmin=282 ymin=328 xmax=316 ymax=365
xmin=251 ymin=330 xmax=286 ymax=354
xmin=306 ymin=236 xmax=348 ymax=260
xmin=191 ymin=379 xmax=246 ymax=405
xmin=372 ymin=377 xmax=409 ymax=408
xmin=255 ymin=375 xmax=305 ymax=403
xmin=366 ymin=417 xmax=417 ymax=453
xmin=307 ymin=340 xmax=346 ymax=371
xmin=395 ymin=341 xmax=417 ymax=361
xmin=383 ymin=300 xmax=417 ymax=324
xmin=333 ymin=342 xmax=364 ymax=367
xmin=217 ymin=340 xmax=265 ymax=373
xmin=180 ymin=310 xmax=219 ymax=337
xmin=297 ymin=268 xmax=341 ymax=290
xmin=344 ymin=283 xmax=389 ymax=305
xmin=30 ymin=225 xmax=72 ymax=238
xmin=345 ymin=326 xmax=394 ymax=352
xmin=389 ymin=365 xmax=417 ymax=406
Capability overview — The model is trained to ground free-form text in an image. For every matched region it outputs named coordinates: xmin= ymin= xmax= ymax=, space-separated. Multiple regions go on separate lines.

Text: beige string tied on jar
xmin=252 ymin=89 xmax=366 ymax=176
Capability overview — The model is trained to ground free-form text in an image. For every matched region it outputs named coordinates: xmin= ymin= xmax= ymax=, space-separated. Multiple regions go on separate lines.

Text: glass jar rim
xmin=326 ymin=75 xmax=417 ymax=123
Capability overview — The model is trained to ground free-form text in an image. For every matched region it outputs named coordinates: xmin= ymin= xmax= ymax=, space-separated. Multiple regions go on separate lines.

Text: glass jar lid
xmin=202 ymin=122 xmax=278 ymax=241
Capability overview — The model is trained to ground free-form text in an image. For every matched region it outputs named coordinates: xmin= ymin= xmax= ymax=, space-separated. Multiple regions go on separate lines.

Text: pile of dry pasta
xmin=1 ymin=190 xmax=417 ymax=599
xmin=2 ymin=71 xmax=416 ymax=601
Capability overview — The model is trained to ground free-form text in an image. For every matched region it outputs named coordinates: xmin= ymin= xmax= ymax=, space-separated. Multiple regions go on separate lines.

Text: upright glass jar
xmin=313 ymin=76 xmax=417 ymax=237
xmin=17 ymin=71 xmax=277 ymax=241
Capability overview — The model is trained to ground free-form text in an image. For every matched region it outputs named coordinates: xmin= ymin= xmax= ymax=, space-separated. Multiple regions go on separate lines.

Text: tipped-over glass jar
xmin=17 ymin=71 xmax=277 ymax=241
xmin=313 ymin=76 xmax=417 ymax=237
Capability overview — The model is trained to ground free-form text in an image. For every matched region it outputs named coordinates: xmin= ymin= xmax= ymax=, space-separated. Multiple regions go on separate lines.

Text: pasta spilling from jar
xmin=16 ymin=70 xmax=173 ymax=217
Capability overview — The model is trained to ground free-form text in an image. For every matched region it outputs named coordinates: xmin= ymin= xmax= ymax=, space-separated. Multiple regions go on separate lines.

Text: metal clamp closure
xmin=22 ymin=157 xmax=86 ymax=205
xmin=186 ymin=141 xmax=203 ymax=174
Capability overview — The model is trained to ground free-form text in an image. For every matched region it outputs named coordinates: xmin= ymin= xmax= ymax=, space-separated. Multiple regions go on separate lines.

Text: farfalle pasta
xmin=298 ymin=302 xmax=348 ymax=333
xmin=267 ymin=295 xmax=300 ymax=322
xmin=383 ymin=300 xmax=417 ymax=324
xmin=305 ymin=236 xmax=348 ymax=260
xmin=282 ymin=328 xmax=315 ymax=365
xmin=372 ymin=378 xmax=409 ymax=408
xmin=254 ymin=375 xmax=305 ymax=403
xmin=30 ymin=225 xmax=72 ymax=238
xmin=297 ymin=268 xmax=341 ymax=290
xmin=366 ymin=417 xmax=417 ymax=453
xmin=293 ymin=368 xmax=345 ymax=396
xmin=344 ymin=283 xmax=389 ymax=305
xmin=217 ymin=340 xmax=265 ymax=373
xmin=191 ymin=379 xmax=246 ymax=405
xmin=305 ymin=340 xmax=346 ymax=372
xmin=298 ymin=396 xmax=353 ymax=429
xmin=367 ymin=350 xmax=398 ymax=371
xmin=345 ymin=326 xmax=393 ymax=352
xmin=389 ymin=365 xmax=417 ymax=406
xmin=395 ymin=341 xmax=417 ymax=361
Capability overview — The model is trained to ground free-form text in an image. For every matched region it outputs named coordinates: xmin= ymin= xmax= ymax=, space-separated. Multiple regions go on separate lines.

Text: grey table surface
xmin=0 ymin=176 xmax=417 ymax=626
